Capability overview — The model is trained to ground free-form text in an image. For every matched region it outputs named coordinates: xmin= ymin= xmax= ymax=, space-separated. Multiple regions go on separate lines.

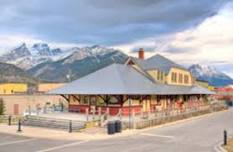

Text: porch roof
xmin=49 ymin=63 xmax=214 ymax=95
xmin=155 ymin=84 xmax=214 ymax=95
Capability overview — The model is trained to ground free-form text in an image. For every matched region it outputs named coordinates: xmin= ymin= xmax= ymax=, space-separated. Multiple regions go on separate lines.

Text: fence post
xmin=17 ymin=119 xmax=22 ymax=132
xmin=119 ymin=108 xmax=122 ymax=120
xmin=69 ymin=120 xmax=72 ymax=133
xmin=86 ymin=108 xmax=89 ymax=122
xmin=92 ymin=106 xmax=96 ymax=120
xmin=224 ymin=130 xmax=227 ymax=145
xmin=106 ymin=108 xmax=109 ymax=120
xmin=132 ymin=109 xmax=135 ymax=129
xmin=98 ymin=107 xmax=101 ymax=116
xmin=8 ymin=115 xmax=12 ymax=126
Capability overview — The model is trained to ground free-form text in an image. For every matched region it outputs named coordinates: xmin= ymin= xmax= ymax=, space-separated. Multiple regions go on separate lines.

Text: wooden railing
xmin=123 ymin=103 xmax=227 ymax=129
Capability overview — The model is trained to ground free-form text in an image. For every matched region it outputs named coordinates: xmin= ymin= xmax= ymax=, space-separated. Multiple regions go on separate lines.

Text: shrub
xmin=0 ymin=98 xmax=5 ymax=115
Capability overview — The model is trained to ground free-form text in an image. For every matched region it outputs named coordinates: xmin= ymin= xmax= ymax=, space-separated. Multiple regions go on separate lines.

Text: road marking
xmin=0 ymin=138 xmax=37 ymax=146
xmin=36 ymin=140 xmax=89 ymax=152
xmin=140 ymin=133 xmax=175 ymax=139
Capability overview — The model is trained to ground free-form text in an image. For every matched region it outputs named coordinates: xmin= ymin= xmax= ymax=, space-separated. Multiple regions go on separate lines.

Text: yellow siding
xmin=147 ymin=69 xmax=166 ymax=83
xmin=0 ymin=83 xmax=28 ymax=94
xmin=166 ymin=68 xmax=193 ymax=86
xmin=37 ymin=83 xmax=66 ymax=92
xmin=208 ymin=86 xmax=215 ymax=91
xmin=196 ymin=80 xmax=209 ymax=88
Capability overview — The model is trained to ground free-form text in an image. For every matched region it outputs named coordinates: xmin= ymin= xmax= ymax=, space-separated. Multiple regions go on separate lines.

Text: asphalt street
xmin=0 ymin=108 xmax=232 ymax=152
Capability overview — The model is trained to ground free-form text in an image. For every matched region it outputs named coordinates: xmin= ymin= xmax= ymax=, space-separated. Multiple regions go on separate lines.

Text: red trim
xmin=69 ymin=104 xmax=90 ymax=113
xmin=68 ymin=104 xmax=142 ymax=116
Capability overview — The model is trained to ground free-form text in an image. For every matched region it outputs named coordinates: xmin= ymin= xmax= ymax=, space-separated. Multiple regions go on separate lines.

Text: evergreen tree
xmin=0 ymin=98 xmax=5 ymax=115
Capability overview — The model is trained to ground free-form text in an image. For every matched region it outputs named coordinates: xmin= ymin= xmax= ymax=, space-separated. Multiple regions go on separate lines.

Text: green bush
xmin=0 ymin=98 xmax=5 ymax=115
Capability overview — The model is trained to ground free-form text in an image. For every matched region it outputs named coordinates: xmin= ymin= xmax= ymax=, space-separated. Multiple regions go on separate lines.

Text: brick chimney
xmin=138 ymin=48 xmax=144 ymax=59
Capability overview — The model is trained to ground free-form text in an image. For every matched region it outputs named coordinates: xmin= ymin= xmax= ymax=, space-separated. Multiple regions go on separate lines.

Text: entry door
xmin=13 ymin=104 xmax=19 ymax=115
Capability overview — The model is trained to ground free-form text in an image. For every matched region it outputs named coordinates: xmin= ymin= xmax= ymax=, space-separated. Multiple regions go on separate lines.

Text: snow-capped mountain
xmin=0 ymin=43 xmax=68 ymax=69
xmin=0 ymin=43 xmax=126 ymax=70
xmin=189 ymin=64 xmax=233 ymax=87
xmin=28 ymin=46 xmax=128 ymax=82
xmin=62 ymin=45 xmax=119 ymax=64
xmin=30 ymin=43 xmax=62 ymax=56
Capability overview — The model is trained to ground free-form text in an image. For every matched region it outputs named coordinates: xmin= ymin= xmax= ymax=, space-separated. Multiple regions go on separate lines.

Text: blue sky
xmin=0 ymin=0 xmax=232 ymax=77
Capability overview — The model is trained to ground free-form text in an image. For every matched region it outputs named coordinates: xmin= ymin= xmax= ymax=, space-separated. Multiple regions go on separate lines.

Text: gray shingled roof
xmin=136 ymin=54 xmax=186 ymax=74
xmin=49 ymin=64 xmax=160 ymax=95
xmin=49 ymin=63 xmax=214 ymax=95
xmin=155 ymin=84 xmax=214 ymax=95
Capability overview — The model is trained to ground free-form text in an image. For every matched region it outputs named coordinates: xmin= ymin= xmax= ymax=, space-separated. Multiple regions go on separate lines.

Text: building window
xmin=160 ymin=71 xmax=163 ymax=81
xmin=171 ymin=72 xmax=174 ymax=82
xmin=171 ymin=72 xmax=177 ymax=83
xmin=184 ymin=75 xmax=189 ymax=84
xmin=157 ymin=71 xmax=160 ymax=80
xmin=178 ymin=73 xmax=183 ymax=83
xmin=157 ymin=70 xmax=163 ymax=81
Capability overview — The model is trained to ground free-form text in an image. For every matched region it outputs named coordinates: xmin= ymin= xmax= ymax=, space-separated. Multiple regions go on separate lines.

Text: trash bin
xmin=115 ymin=120 xmax=122 ymax=133
xmin=107 ymin=121 xmax=115 ymax=135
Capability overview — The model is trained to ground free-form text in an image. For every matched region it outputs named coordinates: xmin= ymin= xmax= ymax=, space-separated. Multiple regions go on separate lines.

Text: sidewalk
xmin=0 ymin=124 xmax=139 ymax=141
xmin=0 ymin=108 xmax=228 ymax=141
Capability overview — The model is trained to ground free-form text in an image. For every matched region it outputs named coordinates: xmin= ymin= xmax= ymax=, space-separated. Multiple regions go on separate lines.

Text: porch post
xmin=85 ymin=108 xmax=89 ymax=121
xmin=132 ymin=109 xmax=135 ymax=129
xmin=128 ymin=95 xmax=132 ymax=129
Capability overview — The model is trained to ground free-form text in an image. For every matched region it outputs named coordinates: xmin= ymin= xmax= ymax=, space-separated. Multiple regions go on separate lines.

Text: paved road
xmin=0 ymin=108 xmax=233 ymax=152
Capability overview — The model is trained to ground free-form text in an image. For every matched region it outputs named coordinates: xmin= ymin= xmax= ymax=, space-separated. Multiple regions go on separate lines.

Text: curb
xmin=214 ymin=142 xmax=227 ymax=152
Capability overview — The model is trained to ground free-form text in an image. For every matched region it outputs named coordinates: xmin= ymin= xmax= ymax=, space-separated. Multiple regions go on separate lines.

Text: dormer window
xmin=184 ymin=75 xmax=189 ymax=84
xmin=171 ymin=72 xmax=177 ymax=83
xmin=179 ymin=73 xmax=183 ymax=83
xmin=157 ymin=70 xmax=164 ymax=81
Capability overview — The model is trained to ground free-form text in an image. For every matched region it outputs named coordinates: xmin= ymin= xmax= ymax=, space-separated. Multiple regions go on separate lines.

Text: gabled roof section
xmin=139 ymin=54 xmax=186 ymax=74
xmin=124 ymin=57 xmax=158 ymax=83
xmin=49 ymin=63 xmax=158 ymax=95
xmin=49 ymin=63 xmax=214 ymax=95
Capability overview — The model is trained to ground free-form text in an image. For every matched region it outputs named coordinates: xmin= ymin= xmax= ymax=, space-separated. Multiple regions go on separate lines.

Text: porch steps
xmin=22 ymin=115 xmax=85 ymax=131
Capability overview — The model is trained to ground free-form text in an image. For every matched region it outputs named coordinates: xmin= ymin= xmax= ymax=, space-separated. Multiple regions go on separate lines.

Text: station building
xmin=50 ymin=49 xmax=214 ymax=116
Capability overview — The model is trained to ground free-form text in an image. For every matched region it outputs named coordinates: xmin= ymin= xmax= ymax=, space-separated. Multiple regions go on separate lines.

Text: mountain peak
xmin=91 ymin=45 xmax=101 ymax=49
xmin=189 ymin=64 xmax=233 ymax=87
xmin=189 ymin=64 xmax=219 ymax=77
xmin=32 ymin=43 xmax=49 ymax=49
xmin=18 ymin=43 xmax=27 ymax=48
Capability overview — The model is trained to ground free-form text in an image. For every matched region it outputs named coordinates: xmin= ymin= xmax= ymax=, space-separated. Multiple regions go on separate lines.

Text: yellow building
xmin=195 ymin=79 xmax=215 ymax=91
xmin=37 ymin=83 xmax=66 ymax=93
xmin=208 ymin=85 xmax=215 ymax=91
xmin=129 ymin=53 xmax=193 ymax=87
xmin=0 ymin=83 xmax=28 ymax=94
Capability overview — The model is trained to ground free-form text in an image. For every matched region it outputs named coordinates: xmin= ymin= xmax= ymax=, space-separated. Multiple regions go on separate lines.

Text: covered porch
xmin=63 ymin=94 xmax=207 ymax=116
